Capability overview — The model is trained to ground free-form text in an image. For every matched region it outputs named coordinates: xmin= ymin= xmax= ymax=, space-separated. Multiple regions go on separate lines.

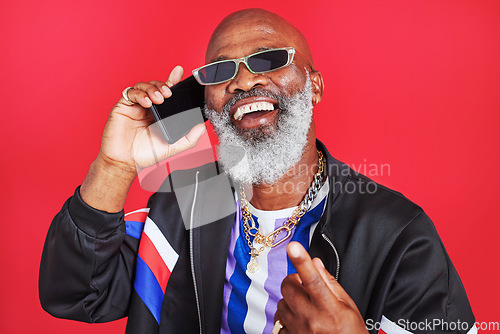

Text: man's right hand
xmin=80 ymin=66 xmax=206 ymax=213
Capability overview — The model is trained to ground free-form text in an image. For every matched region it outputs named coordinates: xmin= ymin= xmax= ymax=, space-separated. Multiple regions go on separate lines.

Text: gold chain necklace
xmin=239 ymin=150 xmax=325 ymax=273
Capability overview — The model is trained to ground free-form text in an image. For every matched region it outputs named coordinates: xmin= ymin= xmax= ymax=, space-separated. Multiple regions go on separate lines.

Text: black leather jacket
xmin=39 ymin=141 xmax=475 ymax=334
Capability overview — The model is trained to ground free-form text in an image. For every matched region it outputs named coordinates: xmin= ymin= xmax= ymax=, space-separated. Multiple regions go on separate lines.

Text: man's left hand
xmin=274 ymin=242 xmax=368 ymax=334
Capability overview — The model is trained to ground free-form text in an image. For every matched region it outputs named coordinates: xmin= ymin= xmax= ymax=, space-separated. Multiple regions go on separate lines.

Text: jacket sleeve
xmin=378 ymin=212 xmax=476 ymax=334
xmin=39 ymin=187 xmax=140 ymax=323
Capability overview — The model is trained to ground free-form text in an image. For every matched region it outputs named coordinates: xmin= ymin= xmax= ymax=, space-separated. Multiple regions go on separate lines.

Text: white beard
xmin=203 ymin=75 xmax=314 ymax=185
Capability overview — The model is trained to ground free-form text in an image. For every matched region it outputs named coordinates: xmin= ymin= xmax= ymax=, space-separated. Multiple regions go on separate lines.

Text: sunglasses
xmin=192 ymin=47 xmax=296 ymax=85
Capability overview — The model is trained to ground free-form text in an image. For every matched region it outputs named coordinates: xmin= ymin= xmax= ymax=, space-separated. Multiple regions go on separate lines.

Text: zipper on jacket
xmin=190 ymin=171 xmax=203 ymax=334
xmin=321 ymin=233 xmax=340 ymax=280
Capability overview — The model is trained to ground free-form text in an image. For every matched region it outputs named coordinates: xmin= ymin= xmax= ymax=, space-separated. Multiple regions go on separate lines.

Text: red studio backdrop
xmin=1 ymin=0 xmax=499 ymax=333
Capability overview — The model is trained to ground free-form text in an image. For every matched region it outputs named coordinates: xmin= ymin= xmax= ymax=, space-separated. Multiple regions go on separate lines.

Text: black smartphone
xmin=150 ymin=75 xmax=206 ymax=144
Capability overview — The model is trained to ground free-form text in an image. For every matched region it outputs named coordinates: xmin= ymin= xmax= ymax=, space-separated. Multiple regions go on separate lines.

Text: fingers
xmin=119 ymin=86 xmax=152 ymax=108
xmin=119 ymin=65 xmax=184 ymax=108
xmin=313 ymin=257 xmax=357 ymax=309
xmin=274 ymin=299 xmax=292 ymax=333
xmin=278 ymin=244 xmax=364 ymax=333
xmin=287 ymin=242 xmax=334 ymax=307
xmin=280 ymin=273 xmax=309 ymax=311
xmin=127 ymin=81 xmax=167 ymax=107
xmin=149 ymin=80 xmax=173 ymax=98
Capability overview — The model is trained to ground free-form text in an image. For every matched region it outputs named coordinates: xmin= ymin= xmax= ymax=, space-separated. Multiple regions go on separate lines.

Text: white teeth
xmin=233 ymin=101 xmax=275 ymax=120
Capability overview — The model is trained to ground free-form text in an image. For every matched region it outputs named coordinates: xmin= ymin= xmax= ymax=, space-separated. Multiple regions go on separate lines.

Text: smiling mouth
xmin=233 ymin=101 xmax=277 ymax=121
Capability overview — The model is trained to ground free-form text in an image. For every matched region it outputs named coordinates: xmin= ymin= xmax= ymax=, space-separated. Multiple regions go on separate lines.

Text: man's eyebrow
xmin=210 ymin=55 xmax=229 ymax=63
xmin=209 ymin=46 xmax=279 ymax=63
xmin=254 ymin=46 xmax=274 ymax=52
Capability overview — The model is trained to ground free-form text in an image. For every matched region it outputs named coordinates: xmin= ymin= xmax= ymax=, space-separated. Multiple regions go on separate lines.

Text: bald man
xmin=40 ymin=9 xmax=475 ymax=334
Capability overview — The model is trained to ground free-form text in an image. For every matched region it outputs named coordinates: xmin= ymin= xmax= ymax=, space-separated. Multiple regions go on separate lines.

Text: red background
xmin=1 ymin=0 xmax=499 ymax=333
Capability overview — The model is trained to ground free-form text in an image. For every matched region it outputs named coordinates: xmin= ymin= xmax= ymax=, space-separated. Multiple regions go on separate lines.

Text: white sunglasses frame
xmin=192 ymin=47 xmax=296 ymax=85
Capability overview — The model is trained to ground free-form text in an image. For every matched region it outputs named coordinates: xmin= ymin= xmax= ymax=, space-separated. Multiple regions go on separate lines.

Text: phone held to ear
xmin=149 ymin=75 xmax=206 ymax=144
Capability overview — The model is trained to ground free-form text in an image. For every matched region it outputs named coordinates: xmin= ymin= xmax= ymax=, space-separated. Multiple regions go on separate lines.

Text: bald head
xmin=205 ymin=9 xmax=314 ymax=68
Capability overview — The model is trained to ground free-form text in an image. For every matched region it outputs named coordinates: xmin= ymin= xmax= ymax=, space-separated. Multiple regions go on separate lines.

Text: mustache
xmin=222 ymin=88 xmax=282 ymax=114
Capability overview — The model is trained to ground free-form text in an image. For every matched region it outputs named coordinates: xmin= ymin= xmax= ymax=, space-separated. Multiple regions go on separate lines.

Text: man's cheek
xmin=272 ymin=66 xmax=307 ymax=93
xmin=205 ymin=87 xmax=227 ymax=112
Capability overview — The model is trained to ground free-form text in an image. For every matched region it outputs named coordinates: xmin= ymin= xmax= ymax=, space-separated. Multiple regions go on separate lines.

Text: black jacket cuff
xmin=68 ymin=186 xmax=124 ymax=238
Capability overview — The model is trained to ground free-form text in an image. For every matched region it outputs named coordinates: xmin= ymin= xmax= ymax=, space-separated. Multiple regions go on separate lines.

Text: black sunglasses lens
xmin=198 ymin=61 xmax=236 ymax=84
xmin=247 ymin=49 xmax=289 ymax=73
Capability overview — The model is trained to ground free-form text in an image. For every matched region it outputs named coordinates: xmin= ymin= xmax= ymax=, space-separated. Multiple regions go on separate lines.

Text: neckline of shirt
xmin=247 ymin=177 xmax=329 ymax=224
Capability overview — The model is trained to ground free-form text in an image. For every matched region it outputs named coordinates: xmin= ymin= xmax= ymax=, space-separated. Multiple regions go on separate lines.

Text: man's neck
xmin=245 ymin=141 xmax=319 ymax=211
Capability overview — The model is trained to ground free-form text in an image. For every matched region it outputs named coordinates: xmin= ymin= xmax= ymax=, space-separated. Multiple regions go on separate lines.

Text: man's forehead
xmin=204 ymin=9 xmax=315 ymax=64
xmin=206 ymin=28 xmax=291 ymax=62
xmin=205 ymin=22 xmax=291 ymax=62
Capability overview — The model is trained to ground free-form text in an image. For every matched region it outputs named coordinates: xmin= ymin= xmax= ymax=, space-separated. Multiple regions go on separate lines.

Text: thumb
xmin=133 ymin=122 xmax=207 ymax=170
xmin=168 ymin=123 xmax=207 ymax=156
xmin=312 ymin=258 xmax=336 ymax=293
xmin=312 ymin=257 xmax=357 ymax=308
xmin=166 ymin=65 xmax=184 ymax=87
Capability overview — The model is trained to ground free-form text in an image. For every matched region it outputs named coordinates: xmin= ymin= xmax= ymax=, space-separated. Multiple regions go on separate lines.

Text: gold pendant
xmin=247 ymin=257 xmax=259 ymax=273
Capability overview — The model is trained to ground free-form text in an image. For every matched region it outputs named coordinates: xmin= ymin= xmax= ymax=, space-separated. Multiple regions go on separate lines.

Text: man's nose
xmin=227 ymin=62 xmax=269 ymax=93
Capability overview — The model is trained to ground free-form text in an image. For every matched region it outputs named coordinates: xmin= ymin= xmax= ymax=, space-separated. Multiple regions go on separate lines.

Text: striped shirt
xmin=221 ymin=179 xmax=329 ymax=334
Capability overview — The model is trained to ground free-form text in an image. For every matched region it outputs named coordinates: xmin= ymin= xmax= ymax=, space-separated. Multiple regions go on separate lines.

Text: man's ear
xmin=310 ymin=70 xmax=324 ymax=105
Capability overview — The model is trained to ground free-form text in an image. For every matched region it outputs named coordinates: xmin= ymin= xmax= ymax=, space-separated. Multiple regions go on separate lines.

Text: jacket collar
xmin=315 ymin=139 xmax=350 ymax=234
xmin=191 ymin=139 xmax=350 ymax=333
